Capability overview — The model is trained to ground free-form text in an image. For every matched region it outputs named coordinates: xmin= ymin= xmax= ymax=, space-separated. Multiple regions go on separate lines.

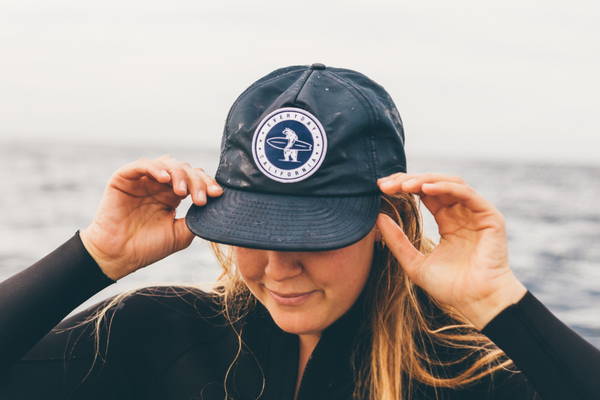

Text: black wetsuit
xmin=0 ymin=231 xmax=599 ymax=399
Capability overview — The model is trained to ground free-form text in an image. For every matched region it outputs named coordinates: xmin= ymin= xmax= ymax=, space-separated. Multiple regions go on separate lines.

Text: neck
xmin=295 ymin=333 xmax=321 ymax=398
xmin=299 ymin=333 xmax=321 ymax=356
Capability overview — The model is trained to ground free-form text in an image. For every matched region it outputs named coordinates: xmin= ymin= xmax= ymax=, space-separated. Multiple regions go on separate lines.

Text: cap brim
xmin=185 ymin=187 xmax=380 ymax=251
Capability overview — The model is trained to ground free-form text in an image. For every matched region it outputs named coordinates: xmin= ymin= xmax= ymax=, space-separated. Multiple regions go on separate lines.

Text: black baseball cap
xmin=185 ymin=63 xmax=406 ymax=251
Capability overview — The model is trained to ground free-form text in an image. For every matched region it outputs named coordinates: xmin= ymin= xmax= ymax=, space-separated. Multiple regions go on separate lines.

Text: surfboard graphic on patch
xmin=252 ymin=107 xmax=327 ymax=183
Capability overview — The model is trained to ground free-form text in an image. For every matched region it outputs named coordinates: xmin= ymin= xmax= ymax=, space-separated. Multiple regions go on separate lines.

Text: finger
xmin=195 ymin=168 xmax=223 ymax=197
xmin=419 ymin=181 xmax=495 ymax=214
xmin=377 ymin=172 xmax=414 ymax=190
xmin=165 ymin=162 xmax=223 ymax=205
xmin=378 ymin=173 xmax=475 ymax=216
xmin=179 ymin=163 xmax=208 ymax=206
xmin=173 ymin=217 xmax=195 ymax=251
xmin=158 ymin=157 xmax=191 ymax=198
xmin=117 ymin=158 xmax=172 ymax=184
xmin=166 ymin=165 xmax=189 ymax=197
xmin=376 ymin=214 xmax=425 ymax=283
xmin=378 ymin=173 xmax=465 ymax=195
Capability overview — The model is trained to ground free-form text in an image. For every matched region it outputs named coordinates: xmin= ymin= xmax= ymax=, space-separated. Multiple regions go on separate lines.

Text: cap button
xmin=310 ymin=63 xmax=326 ymax=70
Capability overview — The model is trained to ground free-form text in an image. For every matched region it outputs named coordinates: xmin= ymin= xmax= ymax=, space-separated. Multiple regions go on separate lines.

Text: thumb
xmin=376 ymin=213 xmax=425 ymax=282
xmin=173 ymin=218 xmax=195 ymax=252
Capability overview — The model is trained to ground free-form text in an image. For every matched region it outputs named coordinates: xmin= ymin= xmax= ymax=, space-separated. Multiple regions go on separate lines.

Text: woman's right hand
xmin=80 ymin=155 xmax=223 ymax=281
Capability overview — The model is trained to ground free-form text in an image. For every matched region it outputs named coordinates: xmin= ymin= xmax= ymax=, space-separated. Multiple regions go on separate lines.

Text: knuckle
xmin=188 ymin=170 xmax=204 ymax=183
xmin=110 ymin=169 xmax=122 ymax=179
xmin=170 ymin=167 xmax=185 ymax=176
xmin=187 ymin=166 xmax=203 ymax=178
xmin=187 ymin=179 xmax=199 ymax=190
xmin=490 ymin=218 xmax=505 ymax=231
xmin=495 ymin=211 xmax=507 ymax=224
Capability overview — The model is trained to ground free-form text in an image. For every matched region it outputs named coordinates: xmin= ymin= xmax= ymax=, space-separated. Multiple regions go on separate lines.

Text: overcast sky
xmin=1 ymin=0 xmax=599 ymax=165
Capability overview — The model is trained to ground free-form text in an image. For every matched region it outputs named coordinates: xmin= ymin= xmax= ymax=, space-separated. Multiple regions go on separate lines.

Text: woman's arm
xmin=1 ymin=155 xmax=221 ymax=384
xmin=482 ymin=290 xmax=600 ymax=400
xmin=376 ymin=172 xmax=599 ymax=400
xmin=0 ymin=231 xmax=223 ymax=399
xmin=0 ymin=231 xmax=115 ymax=374
xmin=0 ymin=232 xmax=132 ymax=398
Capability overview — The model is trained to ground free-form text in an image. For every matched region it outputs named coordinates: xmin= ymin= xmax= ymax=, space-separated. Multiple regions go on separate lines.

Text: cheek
xmin=239 ymin=264 xmax=263 ymax=282
xmin=234 ymin=249 xmax=265 ymax=285
xmin=318 ymin=248 xmax=372 ymax=301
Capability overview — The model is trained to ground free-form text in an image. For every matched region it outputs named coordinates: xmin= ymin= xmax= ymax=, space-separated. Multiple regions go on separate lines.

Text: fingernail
xmin=405 ymin=178 xmax=418 ymax=185
xmin=179 ymin=181 xmax=187 ymax=192
xmin=160 ymin=170 xmax=169 ymax=178
xmin=197 ymin=191 xmax=206 ymax=203
xmin=210 ymin=185 xmax=223 ymax=193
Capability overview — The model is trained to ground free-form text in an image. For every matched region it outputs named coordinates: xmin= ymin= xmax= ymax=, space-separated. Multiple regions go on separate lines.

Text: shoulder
xmin=57 ymin=285 xmax=231 ymax=348
xmin=424 ymin=344 xmax=541 ymax=399
xmin=111 ymin=285 xmax=222 ymax=315
xmin=450 ymin=368 xmax=541 ymax=399
xmin=102 ymin=285 xmax=262 ymax=376
xmin=21 ymin=285 xmax=230 ymax=364
xmin=103 ymin=285 xmax=229 ymax=339
xmin=81 ymin=285 xmax=235 ymax=373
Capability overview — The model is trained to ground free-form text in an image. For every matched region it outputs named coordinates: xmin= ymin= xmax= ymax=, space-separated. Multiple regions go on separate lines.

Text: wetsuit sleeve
xmin=482 ymin=290 xmax=600 ymax=400
xmin=0 ymin=231 xmax=120 ymax=397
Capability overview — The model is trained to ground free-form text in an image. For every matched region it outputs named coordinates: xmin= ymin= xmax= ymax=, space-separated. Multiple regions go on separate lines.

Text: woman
xmin=1 ymin=64 xmax=599 ymax=400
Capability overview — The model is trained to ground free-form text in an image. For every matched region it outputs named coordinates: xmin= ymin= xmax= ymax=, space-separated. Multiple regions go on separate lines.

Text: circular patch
xmin=252 ymin=107 xmax=327 ymax=183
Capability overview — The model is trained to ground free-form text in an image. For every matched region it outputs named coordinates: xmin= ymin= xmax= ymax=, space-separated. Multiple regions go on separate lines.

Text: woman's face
xmin=234 ymin=228 xmax=376 ymax=335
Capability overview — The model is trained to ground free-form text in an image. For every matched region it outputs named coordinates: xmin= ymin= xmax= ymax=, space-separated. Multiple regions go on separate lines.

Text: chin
xmin=270 ymin=310 xmax=327 ymax=335
xmin=264 ymin=299 xmax=330 ymax=335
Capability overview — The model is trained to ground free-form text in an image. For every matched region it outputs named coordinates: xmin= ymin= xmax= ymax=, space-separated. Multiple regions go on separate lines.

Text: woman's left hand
xmin=376 ymin=172 xmax=527 ymax=330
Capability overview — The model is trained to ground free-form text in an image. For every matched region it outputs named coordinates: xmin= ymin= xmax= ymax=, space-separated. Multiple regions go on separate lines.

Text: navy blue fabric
xmin=186 ymin=63 xmax=406 ymax=251
xmin=186 ymin=187 xmax=380 ymax=251
xmin=213 ymin=64 xmax=406 ymax=195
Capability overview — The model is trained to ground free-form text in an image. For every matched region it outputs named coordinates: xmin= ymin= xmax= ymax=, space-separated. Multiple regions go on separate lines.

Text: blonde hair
xmin=59 ymin=192 xmax=516 ymax=399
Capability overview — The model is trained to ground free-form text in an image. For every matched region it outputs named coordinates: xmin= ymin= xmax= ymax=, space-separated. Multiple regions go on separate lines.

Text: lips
xmin=266 ymin=288 xmax=318 ymax=306
xmin=268 ymin=289 xmax=316 ymax=298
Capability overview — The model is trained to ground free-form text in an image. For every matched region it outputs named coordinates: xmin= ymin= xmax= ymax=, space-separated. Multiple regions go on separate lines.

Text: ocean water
xmin=1 ymin=139 xmax=599 ymax=349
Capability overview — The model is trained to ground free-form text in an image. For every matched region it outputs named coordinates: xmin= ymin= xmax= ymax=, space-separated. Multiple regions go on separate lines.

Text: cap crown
xmin=215 ymin=64 xmax=406 ymax=196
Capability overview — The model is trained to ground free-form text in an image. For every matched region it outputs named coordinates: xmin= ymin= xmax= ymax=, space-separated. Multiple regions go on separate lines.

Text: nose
xmin=263 ymin=251 xmax=304 ymax=282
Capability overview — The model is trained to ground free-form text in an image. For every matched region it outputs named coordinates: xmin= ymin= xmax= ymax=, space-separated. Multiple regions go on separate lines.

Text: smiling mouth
xmin=266 ymin=288 xmax=318 ymax=306
xmin=268 ymin=288 xmax=317 ymax=298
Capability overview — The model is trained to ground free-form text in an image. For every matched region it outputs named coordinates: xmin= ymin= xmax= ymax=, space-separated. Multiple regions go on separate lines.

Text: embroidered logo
xmin=252 ymin=107 xmax=327 ymax=183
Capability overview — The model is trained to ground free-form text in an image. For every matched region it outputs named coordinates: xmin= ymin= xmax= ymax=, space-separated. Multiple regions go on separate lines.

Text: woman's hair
xmin=353 ymin=193 xmax=516 ymax=399
xmin=59 ymin=192 xmax=516 ymax=399
xmin=210 ymin=192 xmax=517 ymax=399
